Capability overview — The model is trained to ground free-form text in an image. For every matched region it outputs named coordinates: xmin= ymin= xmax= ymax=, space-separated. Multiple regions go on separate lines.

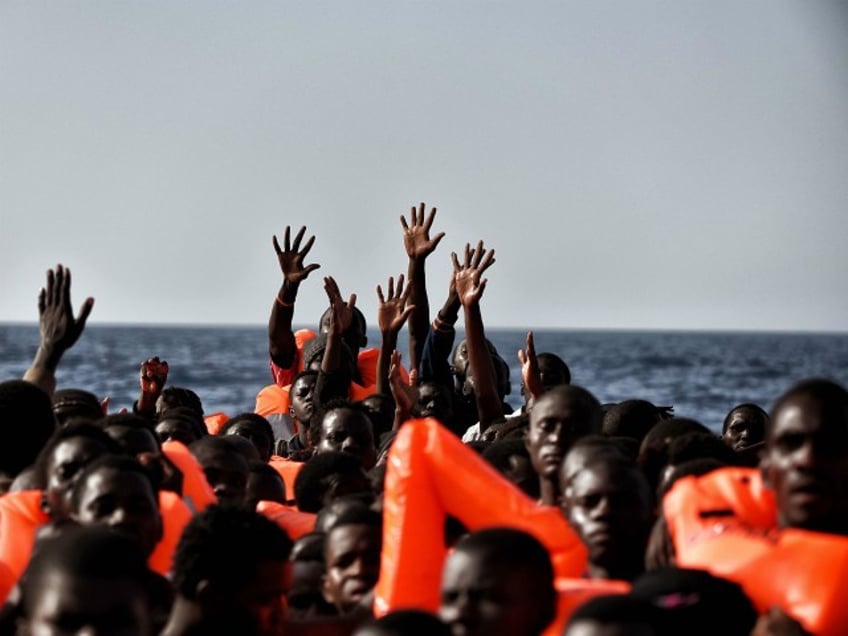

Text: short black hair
xmin=20 ymin=525 xmax=153 ymax=614
xmin=721 ymin=403 xmax=769 ymax=435
xmin=69 ymin=454 xmax=161 ymax=512
xmin=639 ymin=418 xmax=710 ymax=494
xmin=566 ymin=594 xmax=663 ymax=632
xmin=99 ymin=412 xmax=157 ymax=435
xmin=357 ymin=609 xmax=452 ymax=636
xmin=159 ymin=386 xmax=203 ymax=416
xmin=769 ymin=378 xmax=848 ymax=437
xmin=482 ymin=439 xmax=531 ymax=474
xmin=325 ymin=505 xmax=382 ymax=535
xmin=158 ymin=407 xmax=208 ymax=439
xmin=294 ymin=451 xmax=369 ymax=513
xmin=667 ymin=432 xmax=738 ymax=466
xmin=52 ymin=388 xmax=102 ymax=425
xmin=0 ymin=380 xmax=56 ymax=477
xmin=33 ymin=421 xmax=122 ymax=487
xmin=221 ymin=413 xmax=274 ymax=442
xmin=602 ymin=399 xmax=668 ymax=442
xmin=172 ymin=505 xmax=293 ymax=600
xmin=309 ymin=398 xmax=373 ymax=449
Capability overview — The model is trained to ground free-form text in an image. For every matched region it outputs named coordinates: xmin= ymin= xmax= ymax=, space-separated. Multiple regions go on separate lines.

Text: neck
xmin=161 ymin=597 xmax=205 ymax=636
xmin=588 ymin=552 xmax=645 ymax=582
xmin=538 ymin=478 xmax=559 ymax=506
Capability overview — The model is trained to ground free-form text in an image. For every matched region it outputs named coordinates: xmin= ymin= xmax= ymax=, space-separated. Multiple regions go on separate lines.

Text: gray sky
xmin=2 ymin=1 xmax=847 ymax=331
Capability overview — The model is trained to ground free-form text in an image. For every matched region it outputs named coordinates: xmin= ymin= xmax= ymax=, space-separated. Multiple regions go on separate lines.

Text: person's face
xmin=526 ymin=391 xmax=595 ymax=482
xmin=318 ymin=409 xmax=376 ymax=470
xmin=439 ymin=549 xmax=550 ymax=636
xmin=245 ymin=472 xmax=287 ymax=510
xmin=44 ymin=438 xmax=109 ymax=519
xmin=415 ymin=384 xmax=454 ymax=423
xmin=762 ymin=394 xmax=848 ymax=533
xmin=290 ymin=376 xmax=317 ymax=425
xmin=452 ymin=342 xmax=469 ymax=388
xmin=323 ymin=524 xmax=381 ymax=614
xmin=288 ymin=560 xmax=326 ymax=620
xmin=723 ymin=408 xmax=765 ymax=452
xmin=71 ymin=467 xmax=163 ymax=557
xmin=320 ymin=310 xmax=366 ymax=352
xmin=561 ymin=464 xmax=651 ymax=568
xmin=154 ymin=419 xmax=197 ymax=447
xmin=226 ymin=422 xmax=272 ymax=463
xmin=21 ymin=570 xmax=151 ymax=636
xmin=197 ymin=451 xmax=248 ymax=506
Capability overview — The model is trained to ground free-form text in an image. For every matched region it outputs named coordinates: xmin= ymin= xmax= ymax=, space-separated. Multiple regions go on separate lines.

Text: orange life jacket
xmin=148 ymin=490 xmax=194 ymax=576
xmin=373 ymin=417 xmax=587 ymax=617
xmin=161 ymin=440 xmax=217 ymax=512
xmin=545 ymin=578 xmax=631 ymax=636
xmin=664 ymin=468 xmax=848 ymax=636
xmin=268 ymin=456 xmax=305 ymax=504
xmin=203 ymin=412 xmax=230 ymax=436
xmin=257 ymin=500 xmax=317 ymax=540
xmin=0 ymin=490 xmax=48 ymax=603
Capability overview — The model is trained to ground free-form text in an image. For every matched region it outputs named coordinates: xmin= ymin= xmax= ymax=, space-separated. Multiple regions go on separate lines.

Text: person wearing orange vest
xmin=661 ymin=379 xmax=848 ymax=635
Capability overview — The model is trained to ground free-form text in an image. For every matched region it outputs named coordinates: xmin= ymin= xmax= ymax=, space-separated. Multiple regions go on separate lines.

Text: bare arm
xmin=400 ymin=202 xmax=445 ymax=375
xmin=518 ymin=330 xmax=544 ymax=409
xmin=453 ymin=242 xmax=501 ymax=432
xmin=388 ymin=350 xmax=419 ymax=431
xmin=24 ymin=265 xmax=94 ymax=397
xmin=268 ymin=226 xmax=320 ymax=368
xmin=375 ymin=275 xmax=415 ymax=396
xmin=134 ymin=357 xmax=169 ymax=419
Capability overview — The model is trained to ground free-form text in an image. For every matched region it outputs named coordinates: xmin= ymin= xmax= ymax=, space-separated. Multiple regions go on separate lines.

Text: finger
xmin=400 ymin=305 xmax=416 ymax=322
xmin=303 ymin=263 xmax=321 ymax=276
xmin=75 ymin=297 xmax=94 ymax=330
xmin=477 ymin=278 xmax=488 ymax=296
xmin=471 ymin=241 xmax=484 ymax=269
xmin=377 ymin=285 xmax=385 ymax=304
xmin=61 ymin=266 xmax=72 ymax=305
xmin=390 ymin=350 xmax=401 ymax=365
xmin=284 ymin=226 xmax=291 ymax=252
xmin=463 ymin=243 xmax=472 ymax=267
xmin=387 ymin=276 xmax=394 ymax=299
xmin=451 ymin=251 xmax=460 ymax=272
xmin=479 ymin=249 xmax=496 ymax=273
xmin=293 ymin=226 xmax=306 ymax=251
xmin=396 ymin=274 xmax=405 ymax=297
xmin=518 ymin=349 xmax=527 ymax=365
xmin=418 ymin=202 xmax=426 ymax=225
xmin=272 ymin=235 xmax=283 ymax=256
xmin=424 ymin=206 xmax=437 ymax=232
xmin=100 ymin=396 xmax=110 ymax=415
xmin=527 ymin=330 xmax=536 ymax=356
xmin=347 ymin=293 xmax=357 ymax=309
xmin=430 ymin=232 xmax=446 ymax=250
xmin=400 ymin=214 xmax=409 ymax=231
xmin=38 ymin=288 xmax=46 ymax=315
xmin=46 ymin=267 xmax=56 ymax=305
xmin=301 ymin=234 xmax=316 ymax=256
xmin=409 ymin=368 xmax=419 ymax=387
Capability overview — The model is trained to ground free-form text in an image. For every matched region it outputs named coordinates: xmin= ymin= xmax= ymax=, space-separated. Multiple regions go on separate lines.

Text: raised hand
xmin=400 ymin=202 xmax=445 ymax=261
xmin=323 ymin=276 xmax=357 ymax=335
xmin=36 ymin=264 xmax=94 ymax=364
xmin=377 ymin=275 xmax=415 ymax=335
xmin=518 ymin=330 xmax=543 ymax=401
xmin=451 ymin=241 xmax=496 ymax=308
xmin=389 ymin=350 xmax=419 ymax=417
xmin=140 ymin=357 xmax=169 ymax=397
xmin=272 ymin=225 xmax=320 ymax=285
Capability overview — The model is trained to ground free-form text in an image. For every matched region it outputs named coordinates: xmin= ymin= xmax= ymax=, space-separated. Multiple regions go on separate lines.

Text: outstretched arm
xmin=376 ymin=275 xmax=415 ymax=397
xmin=400 ymin=202 xmax=445 ymax=376
xmin=388 ymin=350 xmax=419 ymax=431
xmin=453 ymin=242 xmax=501 ymax=432
xmin=133 ymin=357 xmax=169 ymax=419
xmin=518 ymin=330 xmax=544 ymax=409
xmin=268 ymin=226 xmax=320 ymax=369
xmin=24 ymin=265 xmax=94 ymax=397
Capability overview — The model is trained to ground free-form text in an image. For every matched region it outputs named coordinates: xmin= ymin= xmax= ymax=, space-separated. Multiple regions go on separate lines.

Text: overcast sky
xmin=2 ymin=1 xmax=847 ymax=331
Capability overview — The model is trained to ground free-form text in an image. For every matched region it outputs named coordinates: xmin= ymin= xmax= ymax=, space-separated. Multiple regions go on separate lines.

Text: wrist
xmin=280 ymin=280 xmax=300 ymax=304
xmin=33 ymin=345 xmax=61 ymax=371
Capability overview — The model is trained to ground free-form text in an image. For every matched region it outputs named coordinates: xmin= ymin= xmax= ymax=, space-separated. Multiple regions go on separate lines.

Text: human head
xmin=246 ymin=462 xmax=287 ymax=510
xmin=482 ymin=439 xmax=539 ymax=499
xmin=761 ymin=379 xmax=848 ymax=535
xmin=69 ymin=455 xmax=164 ymax=557
xmin=319 ymin=305 xmax=368 ymax=354
xmin=315 ymin=400 xmax=377 ymax=470
xmin=526 ymin=385 xmax=602 ymax=501
xmin=34 ymin=421 xmax=122 ymax=519
xmin=189 ymin=437 xmax=249 ymax=507
xmin=17 ymin=525 xmax=156 ymax=636
xmin=289 ymin=370 xmax=319 ymax=427
xmin=322 ymin=506 xmax=382 ymax=614
xmin=155 ymin=407 xmax=207 ymax=446
xmin=630 ymin=567 xmax=757 ymax=636
xmin=220 ymin=413 xmax=275 ymax=463
xmin=521 ymin=353 xmax=571 ymax=405
xmin=439 ymin=528 xmax=556 ymax=636
xmin=354 ymin=610 xmax=452 ymax=636
xmin=561 ymin=455 xmax=653 ymax=581
xmin=0 ymin=380 xmax=56 ymax=480
xmin=638 ymin=418 xmax=710 ymax=496
xmin=294 ymin=452 xmax=373 ymax=514
xmin=656 ymin=432 xmax=737 ymax=496
xmin=52 ymin=388 xmax=102 ymax=426
xmin=99 ymin=413 xmax=160 ymax=456
xmin=155 ymin=386 xmax=203 ymax=418
xmin=413 ymin=383 xmax=454 ymax=427
xmin=287 ymin=532 xmax=332 ymax=619
xmin=171 ymin=505 xmax=293 ymax=635
xmin=602 ymin=400 xmax=669 ymax=443
xmin=722 ymin=403 xmax=768 ymax=465
xmin=360 ymin=393 xmax=396 ymax=441
xmin=564 ymin=595 xmax=663 ymax=636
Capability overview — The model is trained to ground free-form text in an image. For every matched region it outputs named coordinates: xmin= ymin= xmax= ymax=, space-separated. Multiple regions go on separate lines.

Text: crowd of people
xmin=1 ymin=204 xmax=846 ymax=636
